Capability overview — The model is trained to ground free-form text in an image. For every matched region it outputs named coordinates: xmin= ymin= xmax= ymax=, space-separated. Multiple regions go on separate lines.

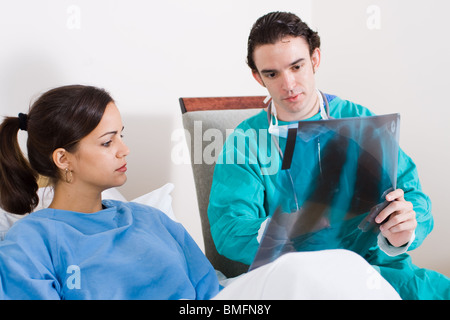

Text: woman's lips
xmin=116 ymin=164 xmax=127 ymax=172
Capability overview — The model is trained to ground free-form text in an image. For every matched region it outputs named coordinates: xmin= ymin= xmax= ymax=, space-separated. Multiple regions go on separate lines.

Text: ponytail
xmin=0 ymin=115 xmax=39 ymax=215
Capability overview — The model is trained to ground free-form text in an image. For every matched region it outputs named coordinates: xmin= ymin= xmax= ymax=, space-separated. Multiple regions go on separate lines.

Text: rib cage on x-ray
xmin=250 ymin=113 xmax=400 ymax=271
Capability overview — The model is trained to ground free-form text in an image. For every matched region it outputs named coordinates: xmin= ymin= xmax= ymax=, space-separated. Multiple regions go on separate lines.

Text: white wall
xmin=311 ymin=0 xmax=450 ymax=276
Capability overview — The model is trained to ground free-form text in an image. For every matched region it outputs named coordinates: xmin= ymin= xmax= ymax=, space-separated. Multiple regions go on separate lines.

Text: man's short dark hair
xmin=246 ymin=11 xmax=321 ymax=72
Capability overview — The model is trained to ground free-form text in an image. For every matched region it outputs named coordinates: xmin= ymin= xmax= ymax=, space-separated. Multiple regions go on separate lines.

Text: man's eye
xmin=264 ymin=72 xmax=276 ymax=79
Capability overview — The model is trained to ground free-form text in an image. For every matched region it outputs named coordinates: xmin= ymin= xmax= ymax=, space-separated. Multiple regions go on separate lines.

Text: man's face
xmin=252 ymin=36 xmax=321 ymax=122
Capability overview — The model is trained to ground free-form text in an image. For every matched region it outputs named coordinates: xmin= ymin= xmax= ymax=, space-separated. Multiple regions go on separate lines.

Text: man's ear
xmin=311 ymin=47 xmax=321 ymax=74
xmin=252 ymin=70 xmax=266 ymax=87
xmin=52 ymin=148 xmax=71 ymax=171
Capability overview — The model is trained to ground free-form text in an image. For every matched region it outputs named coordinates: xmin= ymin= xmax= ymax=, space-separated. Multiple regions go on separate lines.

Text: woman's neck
xmin=49 ymin=182 xmax=103 ymax=213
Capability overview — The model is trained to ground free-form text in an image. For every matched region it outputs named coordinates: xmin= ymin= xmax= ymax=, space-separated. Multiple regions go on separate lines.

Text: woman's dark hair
xmin=0 ymin=85 xmax=113 ymax=215
xmin=247 ymin=11 xmax=321 ymax=72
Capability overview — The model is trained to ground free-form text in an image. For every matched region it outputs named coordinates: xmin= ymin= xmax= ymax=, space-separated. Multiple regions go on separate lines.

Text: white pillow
xmin=0 ymin=183 xmax=176 ymax=241
xmin=0 ymin=211 xmax=23 ymax=241
xmin=128 ymin=183 xmax=176 ymax=221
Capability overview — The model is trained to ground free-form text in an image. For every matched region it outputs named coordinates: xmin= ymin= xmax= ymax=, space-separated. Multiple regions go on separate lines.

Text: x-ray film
xmin=250 ymin=113 xmax=400 ymax=271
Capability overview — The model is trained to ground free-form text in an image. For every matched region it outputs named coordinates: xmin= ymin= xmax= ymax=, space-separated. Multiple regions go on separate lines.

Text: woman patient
xmin=0 ymin=85 xmax=399 ymax=299
xmin=0 ymin=85 xmax=219 ymax=299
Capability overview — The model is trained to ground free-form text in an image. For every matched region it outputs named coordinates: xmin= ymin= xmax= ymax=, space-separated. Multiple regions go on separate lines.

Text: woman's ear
xmin=52 ymin=148 xmax=71 ymax=170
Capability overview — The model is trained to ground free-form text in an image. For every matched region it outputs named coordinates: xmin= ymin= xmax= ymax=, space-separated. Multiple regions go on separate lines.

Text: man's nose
xmin=281 ymin=72 xmax=296 ymax=92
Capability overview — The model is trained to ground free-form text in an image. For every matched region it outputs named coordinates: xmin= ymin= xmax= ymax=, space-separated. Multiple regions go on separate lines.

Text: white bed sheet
xmin=215 ymin=249 xmax=401 ymax=300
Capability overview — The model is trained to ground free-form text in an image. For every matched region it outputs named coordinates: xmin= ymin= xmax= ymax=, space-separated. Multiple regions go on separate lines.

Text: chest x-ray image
xmin=251 ymin=113 xmax=400 ymax=271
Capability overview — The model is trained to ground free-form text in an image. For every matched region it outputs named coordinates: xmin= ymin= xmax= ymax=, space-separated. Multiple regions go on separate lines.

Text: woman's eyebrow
xmin=98 ymin=126 xmax=124 ymax=139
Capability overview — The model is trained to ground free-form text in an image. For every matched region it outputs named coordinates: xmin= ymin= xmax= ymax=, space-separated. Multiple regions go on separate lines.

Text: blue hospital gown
xmin=0 ymin=200 xmax=220 ymax=299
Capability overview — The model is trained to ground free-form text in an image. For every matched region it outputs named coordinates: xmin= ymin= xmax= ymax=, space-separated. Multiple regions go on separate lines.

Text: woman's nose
xmin=117 ymin=140 xmax=130 ymax=158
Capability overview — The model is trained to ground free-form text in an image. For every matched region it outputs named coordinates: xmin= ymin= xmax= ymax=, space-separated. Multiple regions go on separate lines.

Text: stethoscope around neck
xmin=267 ymin=89 xmax=331 ymax=137
xmin=266 ymin=89 xmax=331 ymax=212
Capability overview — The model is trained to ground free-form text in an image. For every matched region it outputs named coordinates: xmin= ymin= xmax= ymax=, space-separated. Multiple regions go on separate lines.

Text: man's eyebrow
xmin=260 ymin=68 xmax=277 ymax=74
xmin=98 ymin=126 xmax=124 ymax=139
xmin=289 ymin=58 xmax=305 ymax=66
xmin=260 ymin=58 xmax=305 ymax=74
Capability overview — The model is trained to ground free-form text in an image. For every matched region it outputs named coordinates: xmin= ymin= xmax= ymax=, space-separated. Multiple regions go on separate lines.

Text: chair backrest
xmin=179 ymin=96 xmax=267 ymax=278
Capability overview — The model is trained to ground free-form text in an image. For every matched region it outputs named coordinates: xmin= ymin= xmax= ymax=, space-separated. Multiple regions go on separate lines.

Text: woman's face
xmin=67 ymin=102 xmax=130 ymax=193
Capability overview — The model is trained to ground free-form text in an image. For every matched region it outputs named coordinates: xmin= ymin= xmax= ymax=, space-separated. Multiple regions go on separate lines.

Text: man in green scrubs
xmin=208 ymin=11 xmax=449 ymax=299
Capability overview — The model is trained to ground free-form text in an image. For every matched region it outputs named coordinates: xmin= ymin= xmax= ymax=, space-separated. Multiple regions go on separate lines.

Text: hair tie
xmin=18 ymin=113 xmax=28 ymax=131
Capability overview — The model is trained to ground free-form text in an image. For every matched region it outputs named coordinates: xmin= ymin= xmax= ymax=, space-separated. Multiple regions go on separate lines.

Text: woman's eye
xmin=102 ymin=140 xmax=112 ymax=147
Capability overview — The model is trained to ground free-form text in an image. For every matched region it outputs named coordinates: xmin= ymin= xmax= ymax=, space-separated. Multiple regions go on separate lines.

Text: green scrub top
xmin=208 ymin=94 xmax=449 ymax=299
